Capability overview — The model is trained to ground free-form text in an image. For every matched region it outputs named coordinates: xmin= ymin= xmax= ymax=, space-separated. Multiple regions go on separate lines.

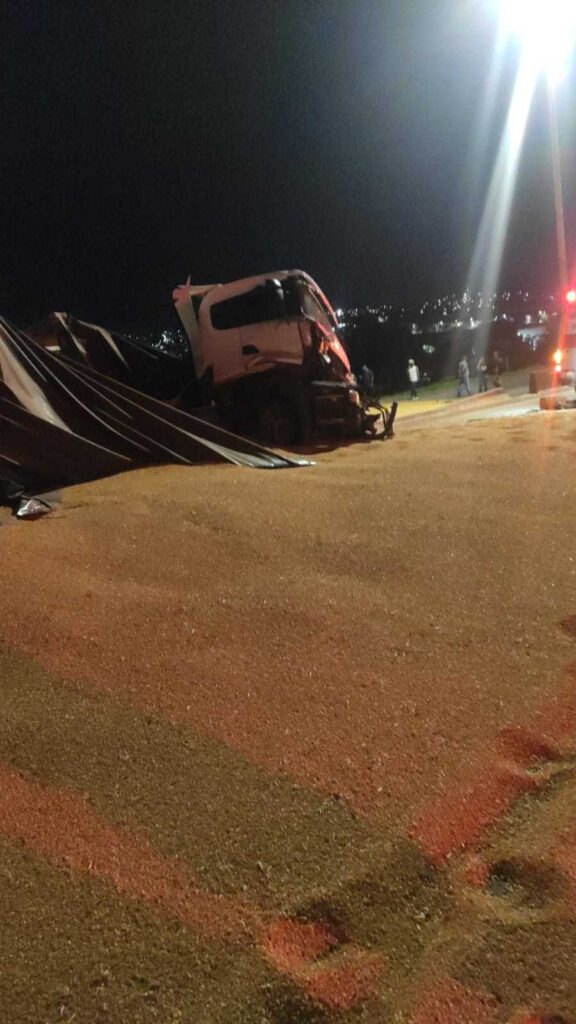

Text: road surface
xmin=395 ymin=379 xmax=575 ymax=429
xmin=1 ymin=404 xmax=576 ymax=1021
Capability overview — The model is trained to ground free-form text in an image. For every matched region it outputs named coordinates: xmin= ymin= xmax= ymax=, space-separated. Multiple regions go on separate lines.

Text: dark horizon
xmin=2 ymin=0 xmax=575 ymax=331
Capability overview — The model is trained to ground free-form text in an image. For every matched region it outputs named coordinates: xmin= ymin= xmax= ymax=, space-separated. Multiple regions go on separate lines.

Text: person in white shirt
xmin=407 ymin=359 xmax=420 ymax=399
xmin=457 ymin=355 xmax=471 ymax=397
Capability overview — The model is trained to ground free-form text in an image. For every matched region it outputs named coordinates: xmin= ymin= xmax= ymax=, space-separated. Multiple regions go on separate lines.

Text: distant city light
xmin=499 ymin=0 xmax=576 ymax=85
xmin=566 ymin=289 xmax=576 ymax=304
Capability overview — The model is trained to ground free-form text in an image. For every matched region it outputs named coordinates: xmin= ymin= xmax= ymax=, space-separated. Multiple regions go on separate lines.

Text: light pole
xmin=548 ymin=85 xmax=569 ymax=292
xmin=498 ymin=0 xmax=576 ymax=289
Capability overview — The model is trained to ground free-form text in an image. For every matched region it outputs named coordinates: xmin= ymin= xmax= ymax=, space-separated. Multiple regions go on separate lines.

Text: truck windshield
xmin=288 ymin=277 xmax=341 ymax=337
xmin=298 ymin=286 xmax=333 ymax=329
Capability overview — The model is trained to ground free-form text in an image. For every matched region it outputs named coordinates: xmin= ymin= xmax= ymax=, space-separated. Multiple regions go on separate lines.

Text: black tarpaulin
xmin=34 ymin=313 xmax=196 ymax=401
xmin=0 ymin=317 xmax=310 ymax=502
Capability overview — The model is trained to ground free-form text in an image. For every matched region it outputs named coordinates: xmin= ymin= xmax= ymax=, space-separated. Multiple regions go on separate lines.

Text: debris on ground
xmin=539 ymin=395 xmax=576 ymax=411
xmin=15 ymin=497 xmax=53 ymax=520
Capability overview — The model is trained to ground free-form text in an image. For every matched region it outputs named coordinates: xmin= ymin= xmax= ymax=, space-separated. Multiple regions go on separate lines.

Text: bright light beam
xmin=500 ymin=0 xmax=576 ymax=85
xmin=462 ymin=0 xmax=576 ymax=358
xmin=465 ymin=58 xmax=538 ymax=353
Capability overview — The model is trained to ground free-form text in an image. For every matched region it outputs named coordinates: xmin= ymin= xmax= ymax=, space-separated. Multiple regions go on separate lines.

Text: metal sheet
xmin=0 ymin=318 xmax=311 ymax=499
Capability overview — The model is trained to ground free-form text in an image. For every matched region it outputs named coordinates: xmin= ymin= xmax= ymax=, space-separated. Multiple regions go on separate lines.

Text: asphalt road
xmin=396 ymin=379 xmax=576 ymax=429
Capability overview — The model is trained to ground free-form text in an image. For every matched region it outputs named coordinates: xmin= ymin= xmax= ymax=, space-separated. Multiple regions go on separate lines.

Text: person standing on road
xmin=407 ymin=359 xmax=419 ymax=399
xmin=457 ymin=355 xmax=471 ymax=397
xmin=358 ymin=364 xmax=375 ymax=397
xmin=477 ymin=356 xmax=489 ymax=393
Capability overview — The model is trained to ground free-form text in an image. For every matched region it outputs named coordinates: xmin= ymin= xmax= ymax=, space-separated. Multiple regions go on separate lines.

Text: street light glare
xmin=500 ymin=0 xmax=576 ymax=83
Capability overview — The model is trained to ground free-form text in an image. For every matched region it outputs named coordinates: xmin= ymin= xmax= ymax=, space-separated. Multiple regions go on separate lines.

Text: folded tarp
xmin=32 ymin=312 xmax=196 ymax=401
xmin=0 ymin=317 xmax=309 ymax=500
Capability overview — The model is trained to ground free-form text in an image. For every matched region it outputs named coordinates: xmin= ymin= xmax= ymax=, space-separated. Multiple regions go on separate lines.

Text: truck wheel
xmin=258 ymin=400 xmax=299 ymax=448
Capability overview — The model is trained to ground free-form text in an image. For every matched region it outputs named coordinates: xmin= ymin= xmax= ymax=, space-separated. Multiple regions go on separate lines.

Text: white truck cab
xmin=171 ymin=269 xmax=392 ymax=445
xmin=173 ymin=270 xmax=351 ymax=386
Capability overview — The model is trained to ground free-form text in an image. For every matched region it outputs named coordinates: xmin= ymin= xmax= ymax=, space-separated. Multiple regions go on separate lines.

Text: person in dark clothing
xmin=477 ymin=356 xmax=489 ymax=393
xmin=358 ymin=364 xmax=375 ymax=397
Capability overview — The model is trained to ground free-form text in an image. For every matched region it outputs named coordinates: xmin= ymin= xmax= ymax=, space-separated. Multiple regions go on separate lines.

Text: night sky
xmin=1 ymin=0 xmax=575 ymax=329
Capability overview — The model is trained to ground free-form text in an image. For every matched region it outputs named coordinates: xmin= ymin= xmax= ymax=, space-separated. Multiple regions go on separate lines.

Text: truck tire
xmin=258 ymin=400 xmax=300 ymax=448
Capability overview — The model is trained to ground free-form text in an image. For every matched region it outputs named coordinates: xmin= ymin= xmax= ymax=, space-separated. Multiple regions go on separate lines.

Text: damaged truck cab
xmin=174 ymin=270 xmax=395 ymax=445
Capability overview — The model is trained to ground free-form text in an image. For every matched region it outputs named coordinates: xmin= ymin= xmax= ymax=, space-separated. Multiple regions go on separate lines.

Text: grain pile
xmin=0 ymin=410 xmax=576 ymax=1021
